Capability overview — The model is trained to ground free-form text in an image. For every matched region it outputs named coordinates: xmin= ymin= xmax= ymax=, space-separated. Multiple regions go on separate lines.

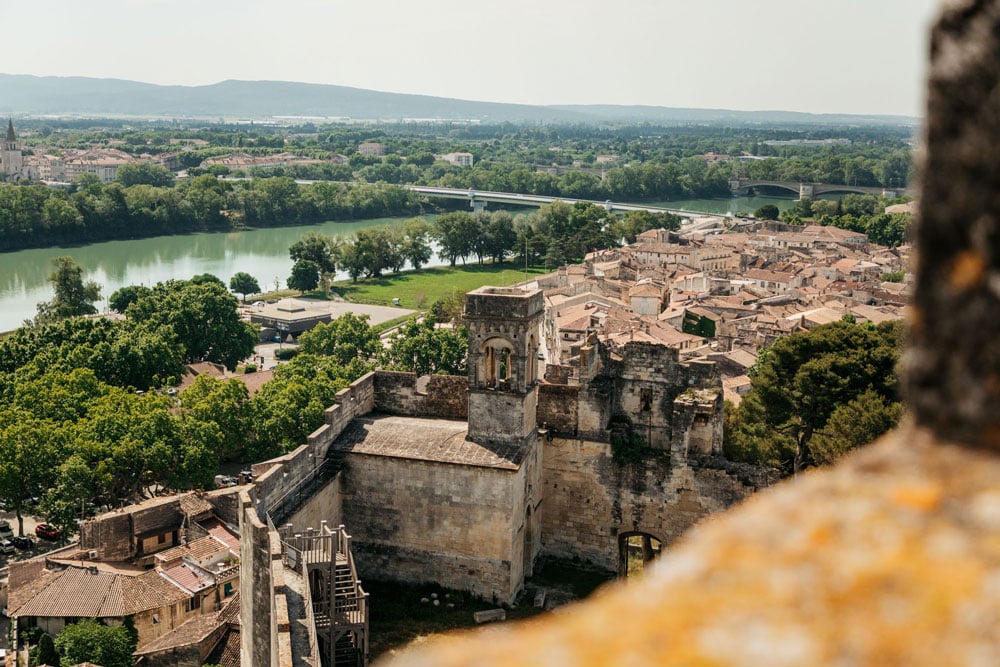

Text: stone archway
xmin=479 ymin=337 xmax=515 ymax=388
xmin=618 ymin=532 xmax=663 ymax=578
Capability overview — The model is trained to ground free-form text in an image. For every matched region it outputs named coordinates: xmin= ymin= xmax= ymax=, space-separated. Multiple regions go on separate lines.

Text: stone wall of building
xmin=239 ymin=492 xmax=278 ymax=667
xmin=286 ymin=475 xmax=342 ymax=535
xmin=467 ymin=390 xmax=537 ymax=446
xmin=539 ymin=436 xmax=761 ymax=571
xmin=537 ymin=384 xmax=579 ymax=434
xmin=372 ymin=371 xmax=467 ymax=419
xmin=339 ymin=454 xmax=529 ymax=604
xmin=80 ymin=513 xmax=133 ymax=560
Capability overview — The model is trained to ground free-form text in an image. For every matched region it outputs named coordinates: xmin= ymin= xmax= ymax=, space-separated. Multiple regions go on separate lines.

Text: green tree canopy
xmin=109 ymin=284 xmax=152 ymax=313
xmin=229 ymin=272 xmax=261 ymax=303
xmin=753 ymin=204 xmax=780 ymax=220
xmin=725 ymin=320 xmax=903 ymax=475
xmin=115 ymin=162 xmax=176 ymax=188
xmin=288 ymin=259 xmax=320 ymax=293
xmin=54 ymin=618 xmax=137 ymax=667
xmin=125 ymin=279 xmax=257 ymax=370
xmin=298 ymin=313 xmax=380 ymax=365
xmin=380 ymin=317 xmax=467 ymax=376
xmin=34 ymin=256 xmax=102 ymax=324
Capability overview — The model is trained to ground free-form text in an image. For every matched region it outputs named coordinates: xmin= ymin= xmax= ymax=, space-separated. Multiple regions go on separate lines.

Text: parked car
xmin=12 ymin=536 xmax=33 ymax=550
xmin=0 ymin=520 xmax=13 ymax=541
xmin=35 ymin=523 xmax=59 ymax=540
xmin=0 ymin=539 xmax=15 ymax=555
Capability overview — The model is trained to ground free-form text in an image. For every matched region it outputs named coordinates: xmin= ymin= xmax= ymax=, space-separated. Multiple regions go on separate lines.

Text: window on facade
xmin=152 ymin=614 xmax=160 ymax=624
xmin=224 ymin=582 xmax=234 ymax=597
xmin=186 ymin=596 xmax=201 ymax=613
xmin=157 ymin=533 xmax=167 ymax=544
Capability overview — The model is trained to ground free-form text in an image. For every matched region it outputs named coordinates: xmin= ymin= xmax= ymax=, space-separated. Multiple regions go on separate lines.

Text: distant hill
xmin=548 ymin=104 xmax=918 ymax=127
xmin=0 ymin=74 xmax=918 ymax=126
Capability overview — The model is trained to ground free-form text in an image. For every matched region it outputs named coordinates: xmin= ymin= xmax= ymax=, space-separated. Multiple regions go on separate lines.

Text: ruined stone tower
xmin=465 ymin=286 xmax=544 ymax=446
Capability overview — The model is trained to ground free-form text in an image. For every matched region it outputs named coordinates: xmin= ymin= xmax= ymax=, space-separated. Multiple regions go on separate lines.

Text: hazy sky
xmin=1 ymin=0 xmax=940 ymax=116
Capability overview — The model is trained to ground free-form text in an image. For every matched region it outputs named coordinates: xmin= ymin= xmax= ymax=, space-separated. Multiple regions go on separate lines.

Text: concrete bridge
xmin=404 ymin=185 xmax=701 ymax=218
xmin=729 ymin=179 xmax=906 ymax=200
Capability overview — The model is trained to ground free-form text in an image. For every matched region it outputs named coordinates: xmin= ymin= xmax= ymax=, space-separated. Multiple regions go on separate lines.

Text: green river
xmin=0 ymin=195 xmax=798 ymax=332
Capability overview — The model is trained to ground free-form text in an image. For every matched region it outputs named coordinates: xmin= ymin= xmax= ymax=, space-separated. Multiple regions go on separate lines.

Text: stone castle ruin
xmin=240 ymin=285 xmax=773 ymax=665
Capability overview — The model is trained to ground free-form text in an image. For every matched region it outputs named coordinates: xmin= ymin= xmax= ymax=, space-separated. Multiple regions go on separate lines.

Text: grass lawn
xmin=331 ymin=262 xmax=550 ymax=310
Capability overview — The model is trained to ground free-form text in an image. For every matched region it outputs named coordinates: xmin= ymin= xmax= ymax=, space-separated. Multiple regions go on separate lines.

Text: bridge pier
xmin=799 ymin=183 xmax=814 ymax=200
xmin=471 ymin=200 xmax=487 ymax=213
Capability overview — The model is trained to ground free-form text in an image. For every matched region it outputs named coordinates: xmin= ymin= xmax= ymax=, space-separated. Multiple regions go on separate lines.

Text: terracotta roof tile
xmin=219 ymin=591 xmax=241 ymax=626
xmin=133 ymin=611 xmax=223 ymax=656
xmin=204 ymin=627 xmax=241 ymax=667
xmin=155 ymin=536 xmax=229 ymax=565
xmin=199 ymin=518 xmax=241 ymax=553
xmin=160 ymin=562 xmax=213 ymax=594
xmin=14 ymin=567 xmax=114 ymax=618
xmin=178 ymin=494 xmax=213 ymax=518
xmin=121 ymin=570 xmax=189 ymax=612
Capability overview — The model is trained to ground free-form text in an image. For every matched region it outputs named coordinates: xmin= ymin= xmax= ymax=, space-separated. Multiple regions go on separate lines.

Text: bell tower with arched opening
xmin=465 ymin=286 xmax=544 ymax=447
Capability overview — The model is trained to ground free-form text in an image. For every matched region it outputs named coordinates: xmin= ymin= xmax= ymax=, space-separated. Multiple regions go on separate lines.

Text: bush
xmin=274 ymin=347 xmax=299 ymax=360
xmin=243 ymin=364 xmax=257 ymax=373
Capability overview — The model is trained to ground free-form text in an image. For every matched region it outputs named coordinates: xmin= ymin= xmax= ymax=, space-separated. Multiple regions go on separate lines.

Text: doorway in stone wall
xmin=618 ymin=532 xmax=663 ymax=578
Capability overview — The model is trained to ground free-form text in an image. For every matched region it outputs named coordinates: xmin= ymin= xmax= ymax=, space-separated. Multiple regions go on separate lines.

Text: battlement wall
xmin=252 ymin=372 xmax=375 ymax=518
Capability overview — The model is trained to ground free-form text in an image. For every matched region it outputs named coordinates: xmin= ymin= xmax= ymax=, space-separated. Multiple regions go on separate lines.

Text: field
xmin=330 ymin=262 xmax=550 ymax=310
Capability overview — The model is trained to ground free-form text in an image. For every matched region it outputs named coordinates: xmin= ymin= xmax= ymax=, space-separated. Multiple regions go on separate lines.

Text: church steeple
xmin=6 ymin=119 xmax=14 ymax=143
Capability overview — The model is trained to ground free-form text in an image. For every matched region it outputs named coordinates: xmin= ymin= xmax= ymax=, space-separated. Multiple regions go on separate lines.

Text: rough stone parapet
xmin=373 ymin=370 xmax=468 ymax=419
xmin=905 ymin=0 xmax=1000 ymax=443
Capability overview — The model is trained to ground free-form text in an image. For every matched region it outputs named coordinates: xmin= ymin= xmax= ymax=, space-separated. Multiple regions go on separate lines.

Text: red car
xmin=35 ymin=523 xmax=59 ymax=540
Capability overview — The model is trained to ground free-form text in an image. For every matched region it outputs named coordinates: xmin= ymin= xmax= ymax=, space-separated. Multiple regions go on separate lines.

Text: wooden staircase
xmin=279 ymin=521 xmax=369 ymax=667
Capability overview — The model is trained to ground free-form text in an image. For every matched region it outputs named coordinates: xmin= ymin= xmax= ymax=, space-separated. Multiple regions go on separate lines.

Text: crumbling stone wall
xmin=537 ymin=384 xmax=579 ymax=434
xmin=540 ymin=437 xmax=761 ymax=570
xmin=373 ymin=370 xmax=468 ymax=419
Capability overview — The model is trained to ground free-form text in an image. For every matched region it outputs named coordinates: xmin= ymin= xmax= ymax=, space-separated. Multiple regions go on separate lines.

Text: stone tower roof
xmin=6 ymin=118 xmax=14 ymax=142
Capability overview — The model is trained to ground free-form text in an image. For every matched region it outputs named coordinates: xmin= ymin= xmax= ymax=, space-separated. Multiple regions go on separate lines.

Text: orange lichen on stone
xmin=889 ymin=482 xmax=943 ymax=510
xmin=948 ymin=250 xmax=985 ymax=291
xmin=381 ymin=426 xmax=1000 ymax=667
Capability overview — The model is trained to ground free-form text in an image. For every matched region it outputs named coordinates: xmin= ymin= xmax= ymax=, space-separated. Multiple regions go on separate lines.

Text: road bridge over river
xmin=403 ymin=185 xmax=702 ymax=217
xmin=729 ymin=178 xmax=907 ymax=200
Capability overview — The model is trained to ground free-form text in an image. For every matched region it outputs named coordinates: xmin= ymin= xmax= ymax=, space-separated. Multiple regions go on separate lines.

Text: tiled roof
xmin=160 ymin=562 xmax=213 ymax=594
xmin=204 ymin=627 xmax=241 ymax=667
xmin=121 ymin=570 xmax=190 ymax=612
xmin=178 ymin=494 xmax=213 ymax=518
xmin=7 ymin=567 xmax=64 ymax=615
xmin=155 ymin=536 xmax=228 ymax=565
xmin=199 ymin=518 xmax=241 ymax=553
xmin=133 ymin=610 xmax=223 ymax=655
xmin=219 ymin=591 xmax=241 ymax=626
xmin=334 ymin=415 xmax=524 ymax=469
xmin=14 ymin=567 xmax=115 ymax=618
